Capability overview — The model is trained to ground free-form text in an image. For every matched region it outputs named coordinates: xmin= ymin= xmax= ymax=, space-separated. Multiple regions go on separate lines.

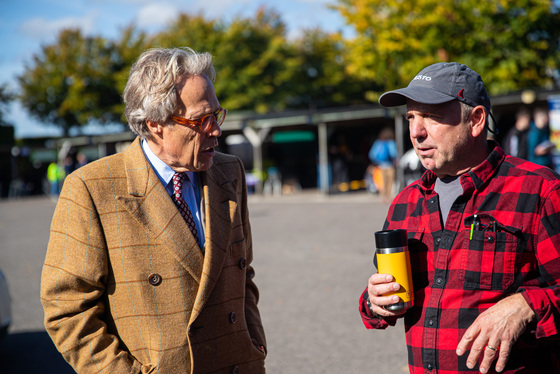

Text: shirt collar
xmin=418 ymin=140 xmax=505 ymax=194
xmin=141 ymin=138 xmax=196 ymax=186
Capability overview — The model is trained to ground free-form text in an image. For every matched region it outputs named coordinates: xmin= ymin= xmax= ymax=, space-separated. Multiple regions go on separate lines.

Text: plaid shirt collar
xmin=417 ymin=140 xmax=506 ymax=195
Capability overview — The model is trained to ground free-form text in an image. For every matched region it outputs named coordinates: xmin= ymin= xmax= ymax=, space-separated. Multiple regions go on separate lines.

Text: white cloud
xmin=135 ymin=2 xmax=178 ymax=28
xmin=19 ymin=12 xmax=99 ymax=40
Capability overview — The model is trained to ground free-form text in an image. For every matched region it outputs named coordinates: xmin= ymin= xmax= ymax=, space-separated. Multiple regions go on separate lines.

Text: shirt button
xmin=148 ymin=273 xmax=162 ymax=286
xmin=436 ymin=278 xmax=443 ymax=286
xmin=231 ymin=366 xmax=239 ymax=374
xmin=435 ymin=237 xmax=441 ymax=244
xmin=429 ymin=320 xmax=434 ymax=326
xmin=427 ymin=363 xmax=433 ymax=370
xmin=487 ymin=236 xmax=495 ymax=243
xmin=229 ymin=312 xmax=237 ymax=324
xmin=238 ymin=258 xmax=247 ymax=269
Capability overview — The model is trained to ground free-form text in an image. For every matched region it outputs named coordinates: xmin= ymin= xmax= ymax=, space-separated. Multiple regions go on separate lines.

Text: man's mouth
xmin=202 ymin=147 xmax=216 ymax=156
xmin=416 ymin=146 xmax=434 ymax=157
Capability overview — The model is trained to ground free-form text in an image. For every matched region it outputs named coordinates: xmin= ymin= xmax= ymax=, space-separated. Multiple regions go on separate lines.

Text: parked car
xmin=0 ymin=269 xmax=11 ymax=340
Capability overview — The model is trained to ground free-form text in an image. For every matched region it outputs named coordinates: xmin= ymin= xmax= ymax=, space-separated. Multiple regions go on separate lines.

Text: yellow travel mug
xmin=375 ymin=229 xmax=414 ymax=311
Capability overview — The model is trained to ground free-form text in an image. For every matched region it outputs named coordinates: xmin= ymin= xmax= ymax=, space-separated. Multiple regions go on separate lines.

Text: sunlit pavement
xmin=0 ymin=191 xmax=409 ymax=374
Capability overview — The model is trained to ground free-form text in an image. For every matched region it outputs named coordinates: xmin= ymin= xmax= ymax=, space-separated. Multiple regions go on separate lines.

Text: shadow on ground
xmin=0 ymin=330 xmax=74 ymax=373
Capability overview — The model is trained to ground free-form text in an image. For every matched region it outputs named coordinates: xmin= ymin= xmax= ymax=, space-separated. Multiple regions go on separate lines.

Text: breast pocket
xmin=461 ymin=225 xmax=521 ymax=291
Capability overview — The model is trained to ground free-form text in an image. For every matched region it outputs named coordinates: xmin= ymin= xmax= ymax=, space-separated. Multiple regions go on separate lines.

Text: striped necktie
xmin=171 ymin=172 xmax=200 ymax=244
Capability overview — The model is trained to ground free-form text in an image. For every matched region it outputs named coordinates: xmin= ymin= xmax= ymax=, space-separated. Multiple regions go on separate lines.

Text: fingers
xmin=477 ymin=342 xmax=500 ymax=374
xmin=456 ymin=322 xmax=481 ymax=358
xmin=457 ymin=322 xmax=499 ymax=373
xmin=494 ymin=341 xmax=512 ymax=373
xmin=367 ymin=273 xmax=405 ymax=317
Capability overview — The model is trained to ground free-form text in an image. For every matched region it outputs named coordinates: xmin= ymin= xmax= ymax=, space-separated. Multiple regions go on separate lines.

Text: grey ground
xmin=0 ymin=191 xmax=409 ymax=374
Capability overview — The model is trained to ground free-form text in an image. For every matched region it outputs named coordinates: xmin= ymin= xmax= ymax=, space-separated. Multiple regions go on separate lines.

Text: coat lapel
xmin=190 ymin=158 xmax=238 ymax=323
xmin=117 ymin=138 xmax=204 ymax=283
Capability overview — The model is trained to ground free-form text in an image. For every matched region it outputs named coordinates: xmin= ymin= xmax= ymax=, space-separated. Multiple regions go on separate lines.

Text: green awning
xmin=271 ymin=131 xmax=315 ymax=143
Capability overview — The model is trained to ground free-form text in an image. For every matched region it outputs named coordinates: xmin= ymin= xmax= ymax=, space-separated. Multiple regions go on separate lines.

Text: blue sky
xmin=0 ymin=0 xmax=348 ymax=138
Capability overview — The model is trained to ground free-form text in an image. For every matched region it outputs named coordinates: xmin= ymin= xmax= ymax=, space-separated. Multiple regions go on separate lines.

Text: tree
xmin=212 ymin=7 xmax=301 ymax=113
xmin=111 ymin=25 xmax=149 ymax=122
xmin=149 ymin=8 xmax=299 ymax=113
xmin=18 ymin=29 xmax=124 ymax=136
xmin=0 ymin=84 xmax=14 ymax=127
xmin=332 ymin=0 xmax=560 ymax=100
xmin=288 ymin=28 xmax=370 ymax=109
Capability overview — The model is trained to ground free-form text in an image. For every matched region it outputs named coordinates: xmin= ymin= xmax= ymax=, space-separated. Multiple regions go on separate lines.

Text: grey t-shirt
xmin=434 ymin=176 xmax=463 ymax=225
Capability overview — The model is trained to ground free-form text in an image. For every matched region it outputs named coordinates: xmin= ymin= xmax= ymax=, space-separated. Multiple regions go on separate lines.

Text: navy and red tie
xmin=172 ymin=172 xmax=199 ymax=244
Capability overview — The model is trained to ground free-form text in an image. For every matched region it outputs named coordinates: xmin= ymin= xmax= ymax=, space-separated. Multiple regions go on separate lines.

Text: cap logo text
xmin=413 ymin=75 xmax=432 ymax=81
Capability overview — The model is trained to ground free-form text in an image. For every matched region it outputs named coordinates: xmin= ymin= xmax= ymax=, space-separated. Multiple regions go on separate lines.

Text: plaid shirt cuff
xmin=359 ymin=289 xmax=394 ymax=329
xmin=519 ymin=288 xmax=560 ymax=338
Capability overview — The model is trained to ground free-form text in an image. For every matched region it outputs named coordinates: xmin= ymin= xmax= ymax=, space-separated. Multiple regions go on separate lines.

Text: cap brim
xmin=379 ymin=86 xmax=456 ymax=107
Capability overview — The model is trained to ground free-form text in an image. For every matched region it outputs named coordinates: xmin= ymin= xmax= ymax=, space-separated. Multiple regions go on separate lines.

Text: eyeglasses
xmin=170 ymin=107 xmax=227 ymax=133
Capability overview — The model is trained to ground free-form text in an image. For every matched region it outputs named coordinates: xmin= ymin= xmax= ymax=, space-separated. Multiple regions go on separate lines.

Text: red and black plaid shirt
xmin=360 ymin=142 xmax=560 ymax=373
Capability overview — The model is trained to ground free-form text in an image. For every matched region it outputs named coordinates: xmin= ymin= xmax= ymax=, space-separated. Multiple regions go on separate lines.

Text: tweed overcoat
xmin=41 ymin=138 xmax=266 ymax=373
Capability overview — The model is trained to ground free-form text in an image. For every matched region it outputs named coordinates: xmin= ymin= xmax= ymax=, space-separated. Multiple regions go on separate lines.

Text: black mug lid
xmin=375 ymin=229 xmax=407 ymax=248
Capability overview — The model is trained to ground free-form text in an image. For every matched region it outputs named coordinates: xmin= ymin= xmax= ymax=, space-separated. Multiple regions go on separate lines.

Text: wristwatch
xmin=365 ymin=293 xmax=382 ymax=319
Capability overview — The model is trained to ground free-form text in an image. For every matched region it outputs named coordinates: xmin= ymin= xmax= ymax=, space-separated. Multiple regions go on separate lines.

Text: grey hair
xmin=123 ymin=47 xmax=216 ymax=138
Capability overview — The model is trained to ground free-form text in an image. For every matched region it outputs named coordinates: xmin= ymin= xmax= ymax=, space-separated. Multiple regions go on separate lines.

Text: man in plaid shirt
xmin=360 ymin=62 xmax=560 ymax=373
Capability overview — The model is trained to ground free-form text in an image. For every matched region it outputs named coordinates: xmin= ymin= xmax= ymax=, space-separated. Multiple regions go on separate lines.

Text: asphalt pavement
xmin=0 ymin=191 xmax=409 ymax=374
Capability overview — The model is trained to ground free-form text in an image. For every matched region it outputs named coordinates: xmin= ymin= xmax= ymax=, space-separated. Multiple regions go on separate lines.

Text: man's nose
xmin=207 ymin=118 xmax=222 ymax=137
xmin=409 ymin=118 xmax=426 ymax=139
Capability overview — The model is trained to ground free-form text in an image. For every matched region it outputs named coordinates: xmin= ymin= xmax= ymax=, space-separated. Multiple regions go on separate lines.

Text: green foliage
xmin=15 ymin=2 xmax=560 ymax=135
xmin=0 ymin=84 xmax=14 ymax=127
xmin=332 ymin=0 xmax=560 ymax=97
xmin=18 ymin=29 xmax=124 ymax=135
xmin=212 ymin=7 xmax=298 ymax=112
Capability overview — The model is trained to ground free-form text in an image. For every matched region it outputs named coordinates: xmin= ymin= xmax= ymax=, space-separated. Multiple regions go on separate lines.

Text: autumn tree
xmin=212 ymin=7 xmax=301 ymax=112
xmin=332 ymin=0 xmax=560 ymax=100
xmin=18 ymin=29 xmax=124 ymax=136
xmin=288 ymin=28 xmax=371 ymax=109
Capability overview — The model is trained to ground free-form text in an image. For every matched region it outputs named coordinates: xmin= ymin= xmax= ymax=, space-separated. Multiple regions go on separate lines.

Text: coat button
xmin=148 ymin=273 xmax=162 ymax=286
xmin=231 ymin=366 xmax=239 ymax=374
xmin=229 ymin=312 xmax=237 ymax=324
xmin=238 ymin=258 xmax=247 ymax=269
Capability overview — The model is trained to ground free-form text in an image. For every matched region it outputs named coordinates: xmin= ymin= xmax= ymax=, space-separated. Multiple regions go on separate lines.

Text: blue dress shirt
xmin=141 ymin=139 xmax=205 ymax=249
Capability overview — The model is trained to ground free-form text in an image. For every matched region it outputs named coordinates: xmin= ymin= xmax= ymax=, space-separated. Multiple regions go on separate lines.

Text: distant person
xmin=41 ymin=47 xmax=266 ymax=373
xmin=502 ymin=107 xmax=530 ymax=159
xmin=46 ymin=161 xmax=63 ymax=196
xmin=329 ymin=134 xmax=351 ymax=192
xmin=76 ymin=152 xmax=88 ymax=168
xmin=63 ymin=155 xmax=75 ymax=176
xmin=528 ymin=107 xmax=554 ymax=169
xmin=360 ymin=62 xmax=560 ymax=373
xmin=368 ymin=127 xmax=397 ymax=203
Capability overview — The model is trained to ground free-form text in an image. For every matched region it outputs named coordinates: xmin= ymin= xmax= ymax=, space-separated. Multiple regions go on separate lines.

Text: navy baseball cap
xmin=379 ymin=62 xmax=492 ymax=114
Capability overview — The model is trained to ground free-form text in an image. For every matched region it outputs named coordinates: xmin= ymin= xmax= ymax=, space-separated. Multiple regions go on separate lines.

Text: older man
xmin=360 ymin=62 xmax=560 ymax=373
xmin=41 ymin=47 xmax=266 ymax=374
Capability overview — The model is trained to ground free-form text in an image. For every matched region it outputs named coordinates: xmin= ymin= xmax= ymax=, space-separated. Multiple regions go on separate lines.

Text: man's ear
xmin=146 ymin=120 xmax=163 ymax=137
xmin=470 ymin=106 xmax=487 ymax=137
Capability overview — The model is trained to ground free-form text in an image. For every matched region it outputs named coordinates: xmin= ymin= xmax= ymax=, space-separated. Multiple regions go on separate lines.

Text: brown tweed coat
xmin=41 ymin=138 xmax=266 ymax=373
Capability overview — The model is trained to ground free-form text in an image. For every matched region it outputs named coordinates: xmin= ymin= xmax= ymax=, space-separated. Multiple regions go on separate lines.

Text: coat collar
xmin=191 ymin=154 xmax=238 ymax=322
xmin=118 ymin=138 xmax=237 ymax=306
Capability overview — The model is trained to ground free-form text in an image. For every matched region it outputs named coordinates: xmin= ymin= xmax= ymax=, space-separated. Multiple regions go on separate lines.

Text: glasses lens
xmin=201 ymin=108 xmax=226 ymax=132
xmin=216 ymin=108 xmax=226 ymax=126
xmin=200 ymin=115 xmax=213 ymax=132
